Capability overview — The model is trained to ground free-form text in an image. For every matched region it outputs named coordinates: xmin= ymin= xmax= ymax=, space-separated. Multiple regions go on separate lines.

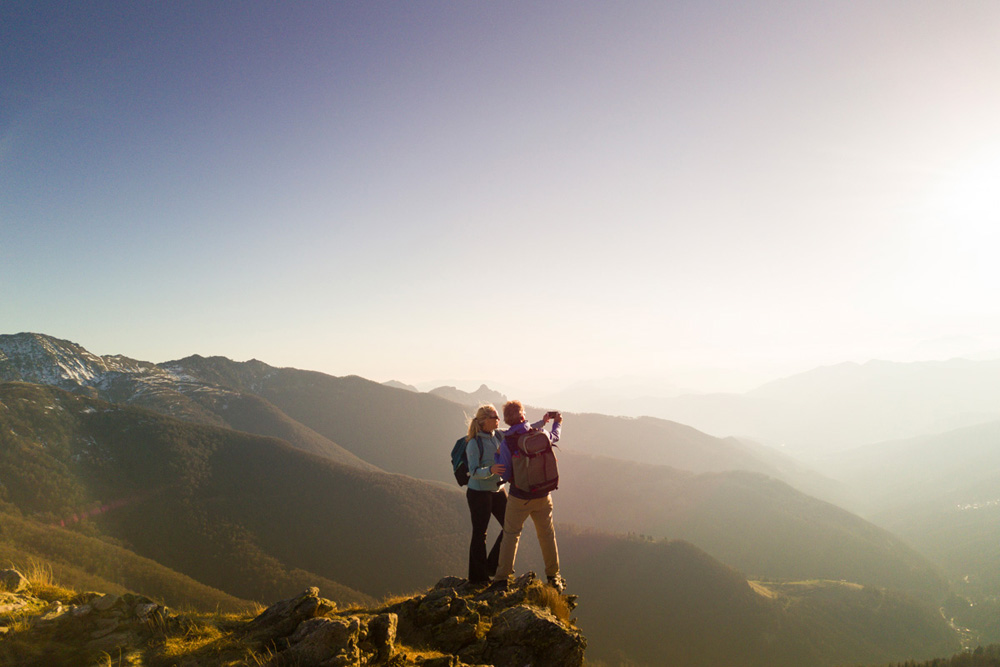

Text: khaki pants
xmin=494 ymin=494 xmax=559 ymax=580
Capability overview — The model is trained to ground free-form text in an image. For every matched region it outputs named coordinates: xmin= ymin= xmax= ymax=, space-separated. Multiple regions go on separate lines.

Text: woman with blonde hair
xmin=464 ymin=403 xmax=508 ymax=584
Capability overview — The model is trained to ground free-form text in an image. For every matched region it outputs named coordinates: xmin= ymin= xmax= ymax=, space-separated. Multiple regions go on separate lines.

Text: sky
xmin=3 ymin=1 xmax=1000 ymax=399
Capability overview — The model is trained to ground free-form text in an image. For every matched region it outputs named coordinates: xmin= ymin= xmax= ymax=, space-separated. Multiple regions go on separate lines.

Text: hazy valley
xmin=2 ymin=332 xmax=999 ymax=665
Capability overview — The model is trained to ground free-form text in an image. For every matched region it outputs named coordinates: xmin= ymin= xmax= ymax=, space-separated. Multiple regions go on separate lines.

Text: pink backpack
xmin=510 ymin=429 xmax=559 ymax=494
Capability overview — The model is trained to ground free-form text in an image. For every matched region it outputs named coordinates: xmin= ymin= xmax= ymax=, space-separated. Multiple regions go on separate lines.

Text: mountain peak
xmin=429 ymin=383 xmax=507 ymax=408
xmin=0 ymin=333 xmax=108 ymax=387
xmin=0 ymin=332 xmax=135 ymax=388
xmin=383 ymin=380 xmax=419 ymax=392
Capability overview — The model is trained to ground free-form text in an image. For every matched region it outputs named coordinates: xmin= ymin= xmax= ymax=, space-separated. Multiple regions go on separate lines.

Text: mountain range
xmin=550 ymin=358 xmax=1000 ymax=456
xmin=0 ymin=334 xmax=936 ymax=593
xmin=0 ymin=332 xmax=982 ymax=663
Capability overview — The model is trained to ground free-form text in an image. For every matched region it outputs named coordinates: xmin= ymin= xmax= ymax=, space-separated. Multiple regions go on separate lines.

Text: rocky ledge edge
xmin=0 ymin=568 xmax=586 ymax=667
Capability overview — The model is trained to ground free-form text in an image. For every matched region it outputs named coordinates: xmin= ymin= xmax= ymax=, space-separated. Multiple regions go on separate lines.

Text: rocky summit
xmin=0 ymin=569 xmax=586 ymax=666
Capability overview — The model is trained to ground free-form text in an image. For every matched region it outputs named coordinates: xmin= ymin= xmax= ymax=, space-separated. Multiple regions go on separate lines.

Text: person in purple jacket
xmin=491 ymin=399 xmax=565 ymax=592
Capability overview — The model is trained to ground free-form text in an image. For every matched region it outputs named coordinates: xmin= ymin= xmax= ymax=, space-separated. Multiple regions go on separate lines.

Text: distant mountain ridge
xmin=428 ymin=383 xmax=507 ymax=408
xmin=382 ymin=379 xmax=418 ymax=392
xmin=597 ymin=358 xmax=1000 ymax=453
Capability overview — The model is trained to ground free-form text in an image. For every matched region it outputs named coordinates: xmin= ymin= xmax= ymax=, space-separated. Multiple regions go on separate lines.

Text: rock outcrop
xmin=0 ymin=573 xmax=179 ymax=657
xmin=0 ymin=568 xmax=586 ymax=666
xmin=247 ymin=572 xmax=585 ymax=666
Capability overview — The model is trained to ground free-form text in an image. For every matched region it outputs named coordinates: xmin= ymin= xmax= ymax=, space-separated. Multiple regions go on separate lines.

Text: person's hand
xmin=554 ymin=412 xmax=563 ymax=424
xmin=490 ymin=463 xmax=505 ymax=475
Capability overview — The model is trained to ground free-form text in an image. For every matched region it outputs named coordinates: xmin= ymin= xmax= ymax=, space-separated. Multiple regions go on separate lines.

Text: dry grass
xmin=145 ymin=609 xmax=264 ymax=667
xmin=524 ymin=580 xmax=572 ymax=623
xmin=367 ymin=589 xmax=424 ymax=614
xmin=15 ymin=558 xmax=76 ymax=602
xmin=244 ymin=645 xmax=282 ymax=666
xmin=245 ymin=600 xmax=267 ymax=617
xmin=2 ymin=606 xmax=36 ymax=634
xmin=94 ymin=649 xmax=135 ymax=667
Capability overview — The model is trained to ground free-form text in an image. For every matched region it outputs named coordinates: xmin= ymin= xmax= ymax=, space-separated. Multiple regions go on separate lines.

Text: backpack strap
xmin=472 ymin=434 xmax=486 ymax=475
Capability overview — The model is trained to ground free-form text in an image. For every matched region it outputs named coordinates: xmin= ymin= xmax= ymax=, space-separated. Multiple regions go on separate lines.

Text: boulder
xmin=274 ymin=616 xmax=360 ymax=666
xmin=416 ymin=592 xmax=454 ymax=627
xmin=484 ymin=604 xmax=587 ymax=667
xmin=86 ymin=628 xmax=141 ymax=654
xmin=91 ymin=594 xmax=119 ymax=612
xmin=367 ymin=612 xmax=398 ymax=660
xmin=134 ymin=602 xmax=160 ymax=621
xmin=0 ymin=569 xmax=28 ymax=593
xmin=244 ymin=587 xmax=336 ymax=641
xmin=431 ymin=615 xmax=479 ymax=652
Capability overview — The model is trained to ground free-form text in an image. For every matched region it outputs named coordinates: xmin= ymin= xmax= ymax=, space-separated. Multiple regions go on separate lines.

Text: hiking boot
xmin=547 ymin=574 xmax=566 ymax=593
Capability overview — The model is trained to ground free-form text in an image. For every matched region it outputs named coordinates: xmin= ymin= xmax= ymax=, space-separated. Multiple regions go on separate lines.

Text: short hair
xmin=502 ymin=400 xmax=524 ymax=426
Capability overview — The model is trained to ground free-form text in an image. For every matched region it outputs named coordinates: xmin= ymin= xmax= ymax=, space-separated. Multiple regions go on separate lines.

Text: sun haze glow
xmin=3 ymin=1 xmax=1000 ymax=399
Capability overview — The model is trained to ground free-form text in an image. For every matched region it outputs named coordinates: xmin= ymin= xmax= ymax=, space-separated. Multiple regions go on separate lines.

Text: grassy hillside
xmin=0 ymin=381 xmax=426 ymax=603
xmin=0 ymin=510 xmax=249 ymax=612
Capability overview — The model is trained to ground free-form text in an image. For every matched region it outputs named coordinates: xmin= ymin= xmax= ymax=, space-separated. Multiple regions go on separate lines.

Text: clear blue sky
xmin=4 ymin=1 xmax=1000 ymax=396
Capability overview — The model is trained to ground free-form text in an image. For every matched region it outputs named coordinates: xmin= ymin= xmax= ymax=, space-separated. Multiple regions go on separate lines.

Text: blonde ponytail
xmin=467 ymin=403 xmax=499 ymax=441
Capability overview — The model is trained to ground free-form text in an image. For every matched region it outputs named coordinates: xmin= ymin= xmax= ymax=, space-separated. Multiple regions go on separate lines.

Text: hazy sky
xmin=3 ymin=1 xmax=1000 ymax=396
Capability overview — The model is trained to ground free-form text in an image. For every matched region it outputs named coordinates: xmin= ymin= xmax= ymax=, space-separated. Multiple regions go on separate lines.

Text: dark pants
xmin=466 ymin=487 xmax=507 ymax=583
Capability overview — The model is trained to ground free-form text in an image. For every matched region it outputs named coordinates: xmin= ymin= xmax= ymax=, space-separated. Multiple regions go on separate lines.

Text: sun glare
xmin=924 ymin=148 xmax=1000 ymax=219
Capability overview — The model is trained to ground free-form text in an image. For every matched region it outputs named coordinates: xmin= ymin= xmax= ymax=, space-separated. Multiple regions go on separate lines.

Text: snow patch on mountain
xmin=0 ymin=332 xmax=235 ymax=403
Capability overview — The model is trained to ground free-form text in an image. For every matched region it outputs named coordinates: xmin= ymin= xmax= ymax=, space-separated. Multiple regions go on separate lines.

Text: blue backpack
xmin=450 ymin=435 xmax=485 ymax=486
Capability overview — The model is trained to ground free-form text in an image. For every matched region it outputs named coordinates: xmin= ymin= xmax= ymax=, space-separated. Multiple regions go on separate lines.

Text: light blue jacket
xmin=466 ymin=431 xmax=503 ymax=492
